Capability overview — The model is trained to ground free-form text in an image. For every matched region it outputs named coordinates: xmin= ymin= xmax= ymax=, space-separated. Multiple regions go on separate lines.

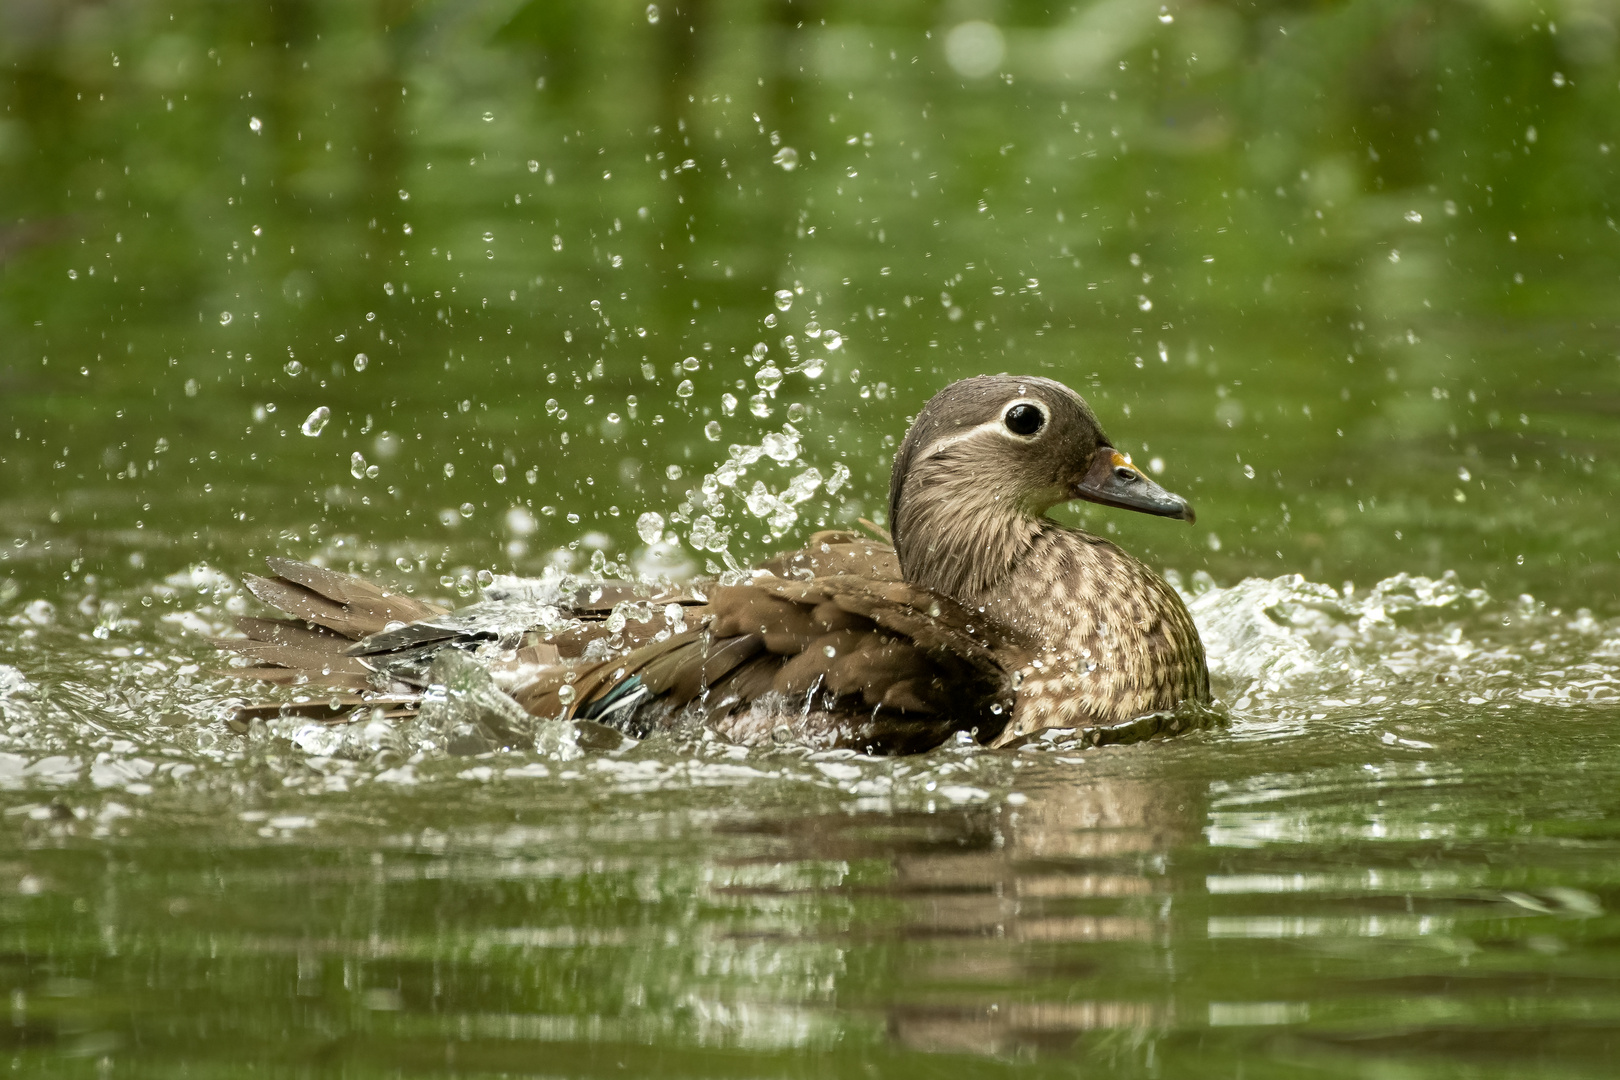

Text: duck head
xmin=888 ymin=375 xmax=1193 ymax=598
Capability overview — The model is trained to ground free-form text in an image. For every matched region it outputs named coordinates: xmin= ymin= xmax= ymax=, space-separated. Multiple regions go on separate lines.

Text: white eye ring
xmin=1000 ymin=399 xmax=1048 ymax=438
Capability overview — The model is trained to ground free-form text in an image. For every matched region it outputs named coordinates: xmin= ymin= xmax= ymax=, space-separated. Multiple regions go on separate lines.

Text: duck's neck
xmin=893 ymin=473 xmax=1047 ymax=604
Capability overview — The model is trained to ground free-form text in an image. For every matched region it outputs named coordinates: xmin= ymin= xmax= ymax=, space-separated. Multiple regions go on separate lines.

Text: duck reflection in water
xmin=710 ymin=765 xmax=1204 ymax=1059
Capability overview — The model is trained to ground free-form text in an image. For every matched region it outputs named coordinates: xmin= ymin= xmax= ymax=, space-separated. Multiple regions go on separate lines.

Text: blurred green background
xmin=3 ymin=0 xmax=1616 ymax=605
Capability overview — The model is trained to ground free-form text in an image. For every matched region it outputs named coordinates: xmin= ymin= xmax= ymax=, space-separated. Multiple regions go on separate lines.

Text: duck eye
xmin=1003 ymin=403 xmax=1044 ymax=436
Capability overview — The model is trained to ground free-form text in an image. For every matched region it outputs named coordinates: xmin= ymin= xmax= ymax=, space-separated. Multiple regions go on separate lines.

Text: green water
xmin=3 ymin=1 xmax=1619 ymax=1075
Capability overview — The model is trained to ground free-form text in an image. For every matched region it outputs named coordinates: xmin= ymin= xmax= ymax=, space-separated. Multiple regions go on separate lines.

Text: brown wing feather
xmin=265 ymin=557 xmax=447 ymax=627
xmin=220 ymin=543 xmax=1014 ymax=752
xmin=213 ymin=639 xmax=373 ymax=678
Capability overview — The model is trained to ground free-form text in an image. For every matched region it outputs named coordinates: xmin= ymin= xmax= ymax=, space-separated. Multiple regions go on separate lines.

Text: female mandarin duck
xmin=219 ymin=376 xmax=1210 ymax=754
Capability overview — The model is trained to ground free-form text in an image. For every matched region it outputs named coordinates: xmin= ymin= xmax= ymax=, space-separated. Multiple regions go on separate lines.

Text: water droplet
xmin=800 ymin=357 xmax=825 ymax=380
xmin=822 ymin=330 xmax=842 ymax=350
xmin=646 ymin=4 xmax=660 ymax=23
xmin=443 ymin=463 xmax=455 ymax=478
xmin=184 ymin=378 xmax=199 ymax=397
xmin=690 ymin=514 xmax=729 ymax=552
xmin=1158 ymin=6 xmax=1173 ymax=23
xmin=1242 ymin=464 xmax=1255 ymax=479
xmin=493 ymin=464 xmax=507 ymax=484
xmin=720 ymin=393 xmax=738 ymax=416
xmin=704 ymin=421 xmax=722 ymax=441
xmin=750 ymin=393 xmax=773 ymax=418
xmin=557 ymin=684 xmax=577 ymax=706
xmin=300 ymin=406 xmax=330 ymax=436
xmin=772 ymin=146 xmax=799 ymax=171
xmin=1458 ymin=466 xmax=1472 ymax=482
xmin=249 ymin=116 xmax=262 ymax=132
xmin=637 ymin=512 xmax=665 ymax=544
xmin=682 ymin=356 xmax=701 ymax=371
xmin=774 ymin=289 xmax=793 ymax=311
xmin=353 ymin=353 xmax=368 ymax=372
xmin=1405 ymin=210 xmax=1422 ymax=223
xmin=755 ymin=364 xmax=783 ymax=393
xmin=460 ymin=503 xmax=475 ymax=519
xmin=803 ymin=320 xmax=821 ymax=338
xmin=284 ymin=359 xmax=303 ymax=376
xmin=481 ymin=111 xmax=494 ymax=122
xmin=219 ymin=311 xmax=233 ymax=325
xmin=761 ymin=431 xmax=799 ymax=462
xmin=398 ymin=189 xmax=410 ymax=201
xmin=552 ymin=235 xmax=563 ymax=251
xmin=676 ymin=379 xmax=694 ymax=398
xmin=350 ymin=452 xmax=367 ymax=479
xmin=665 ymin=464 xmax=683 ymax=480
xmin=482 ymin=231 xmax=494 ymax=243
xmin=1137 ymin=295 xmax=1153 ymax=312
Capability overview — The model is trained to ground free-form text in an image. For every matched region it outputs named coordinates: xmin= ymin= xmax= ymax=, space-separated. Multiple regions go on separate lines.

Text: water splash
xmin=1181 ymin=570 xmax=1618 ymax=718
xmin=3 ymin=548 xmax=1618 ymax=815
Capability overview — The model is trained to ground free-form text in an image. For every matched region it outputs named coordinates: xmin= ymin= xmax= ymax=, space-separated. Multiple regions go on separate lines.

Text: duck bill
xmin=1072 ymin=450 xmax=1196 ymax=523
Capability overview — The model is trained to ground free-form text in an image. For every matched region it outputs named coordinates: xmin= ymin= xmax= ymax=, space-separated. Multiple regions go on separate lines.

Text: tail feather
xmin=224 ymin=559 xmax=452 ymax=692
xmin=212 ymin=638 xmax=373 ymax=680
xmin=241 ymin=559 xmax=446 ymax=641
xmin=225 ymin=666 xmax=370 ymax=690
xmin=266 ymin=557 xmax=447 ymax=626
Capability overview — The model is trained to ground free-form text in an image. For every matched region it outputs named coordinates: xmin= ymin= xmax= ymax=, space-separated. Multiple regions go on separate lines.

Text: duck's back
xmin=218 ymin=532 xmax=1021 ymax=755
